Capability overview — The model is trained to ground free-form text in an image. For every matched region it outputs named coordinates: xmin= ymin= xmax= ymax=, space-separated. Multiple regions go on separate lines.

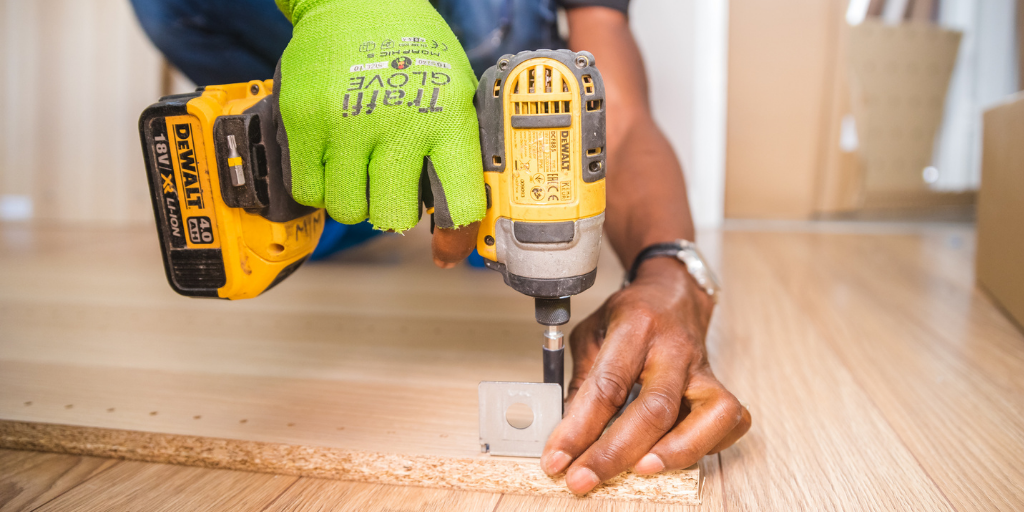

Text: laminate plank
xmin=33 ymin=459 xmax=297 ymax=512
xmin=710 ymin=230 xmax=955 ymax=511
xmin=0 ymin=449 xmax=116 ymax=512
xmin=263 ymin=479 xmax=500 ymax=512
xmin=762 ymin=230 xmax=1024 ymax=510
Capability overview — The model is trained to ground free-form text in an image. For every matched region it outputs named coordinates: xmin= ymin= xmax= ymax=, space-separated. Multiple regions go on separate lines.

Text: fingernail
xmin=634 ymin=453 xmax=665 ymax=475
xmin=541 ymin=450 xmax=572 ymax=475
xmin=433 ymin=258 xmax=456 ymax=269
xmin=565 ymin=467 xmax=600 ymax=495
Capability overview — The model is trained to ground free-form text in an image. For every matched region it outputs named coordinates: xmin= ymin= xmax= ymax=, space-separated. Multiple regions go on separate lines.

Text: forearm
xmin=606 ymin=119 xmax=696 ymax=267
xmin=566 ymin=7 xmax=695 ymax=269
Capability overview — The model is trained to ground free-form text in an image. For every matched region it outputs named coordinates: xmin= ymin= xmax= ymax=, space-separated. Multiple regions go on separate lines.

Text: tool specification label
xmin=165 ymin=116 xmax=220 ymax=249
xmin=511 ymin=128 xmax=574 ymax=205
xmin=150 ymin=119 xmax=186 ymax=248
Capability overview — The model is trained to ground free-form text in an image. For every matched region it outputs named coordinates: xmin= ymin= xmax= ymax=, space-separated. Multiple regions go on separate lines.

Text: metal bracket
xmin=478 ymin=382 xmax=561 ymax=457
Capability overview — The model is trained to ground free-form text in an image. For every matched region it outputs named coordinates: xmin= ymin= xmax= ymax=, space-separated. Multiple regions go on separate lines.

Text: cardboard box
xmin=814 ymin=21 xmax=964 ymax=215
xmin=725 ymin=0 xmax=847 ymax=219
xmin=724 ymin=3 xmax=962 ymax=219
xmin=977 ymin=92 xmax=1024 ymax=330
xmin=846 ymin=21 xmax=961 ymax=207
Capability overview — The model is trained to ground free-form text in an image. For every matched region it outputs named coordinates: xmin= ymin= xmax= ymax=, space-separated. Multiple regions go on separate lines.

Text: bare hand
xmin=540 ymin=258 xmax=752 ymax=494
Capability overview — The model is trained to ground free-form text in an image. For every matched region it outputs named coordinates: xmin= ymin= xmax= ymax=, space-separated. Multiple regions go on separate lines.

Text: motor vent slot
xmin=510 ymin=63 xmax=575 ymax=123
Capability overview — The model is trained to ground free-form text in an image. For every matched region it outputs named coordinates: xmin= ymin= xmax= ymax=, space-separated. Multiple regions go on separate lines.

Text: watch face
xmin=676 ymin=241 xmax=721 ymax=299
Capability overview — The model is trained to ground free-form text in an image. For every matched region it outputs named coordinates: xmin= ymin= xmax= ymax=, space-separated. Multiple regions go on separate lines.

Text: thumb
xmin=425 ymin=131 xmax=487 ymax=230
xmin=565 ymin=312 xmax=606 ymax=405
xmin=432 ymin=222 xmax=479 ymax=268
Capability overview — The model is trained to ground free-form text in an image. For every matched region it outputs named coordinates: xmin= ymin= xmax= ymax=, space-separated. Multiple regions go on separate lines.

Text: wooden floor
xmin=1 ymin=220 xmax=1023 ymax=511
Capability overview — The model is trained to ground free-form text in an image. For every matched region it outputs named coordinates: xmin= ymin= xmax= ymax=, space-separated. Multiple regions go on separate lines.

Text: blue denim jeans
xmin=131 ymin=0 xmax=564 ymax=259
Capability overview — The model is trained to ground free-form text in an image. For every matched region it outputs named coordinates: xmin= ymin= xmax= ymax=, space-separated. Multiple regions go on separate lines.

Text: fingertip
xmin=633 ymin=453 xmax=665 ymax=475
xmin=564 ymin=467 xmax=600 ymax=495
xmin=431 ymin=222 xmax=479 ymax=265
xmin=433 ymin=257 xmax=457 ymax=269
xmin=540 ymin=450 xmax=572 ymax=476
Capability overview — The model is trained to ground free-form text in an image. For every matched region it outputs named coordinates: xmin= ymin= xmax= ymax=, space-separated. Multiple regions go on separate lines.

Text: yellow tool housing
xmin=474 ymin=50 xmax=606 ymax=300
xmin=139 ymin=81 xmax=323 ymax=300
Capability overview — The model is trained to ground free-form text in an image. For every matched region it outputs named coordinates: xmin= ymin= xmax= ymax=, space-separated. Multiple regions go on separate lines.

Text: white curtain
xmin=932 ymin=0 xmax=1019 ymax=191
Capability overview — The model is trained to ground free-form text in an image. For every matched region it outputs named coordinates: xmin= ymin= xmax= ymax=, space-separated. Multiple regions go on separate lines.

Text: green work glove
xmin=273 ymin=0 xmax=486 ymax=232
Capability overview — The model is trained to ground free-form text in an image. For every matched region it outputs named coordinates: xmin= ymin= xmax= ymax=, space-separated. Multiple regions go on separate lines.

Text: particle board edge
xmin=0 ymin=420 xmax=699 ymax=505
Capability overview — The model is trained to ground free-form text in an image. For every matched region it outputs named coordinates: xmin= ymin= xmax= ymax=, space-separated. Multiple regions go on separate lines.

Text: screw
xmin=250 ymin=84 xmax=260 ymax=95
xmin=575 ymin=55 xmax=588 ymax=69
xmin=485 ymin=235 xmax=495 ymax=246
xmin=498 ymin=59 xmax=509 ymax=71
xmin=589 ymin=161 xmax=602 ymax=172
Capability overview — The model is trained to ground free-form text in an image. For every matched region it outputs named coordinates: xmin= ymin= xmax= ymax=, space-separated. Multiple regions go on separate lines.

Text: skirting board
xmin=0 ymin=421 xmax=701 ymax=505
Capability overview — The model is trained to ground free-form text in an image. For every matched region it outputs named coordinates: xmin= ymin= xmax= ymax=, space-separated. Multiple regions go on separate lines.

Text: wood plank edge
xmin=0 ymin=420 xmax=699 ymax=505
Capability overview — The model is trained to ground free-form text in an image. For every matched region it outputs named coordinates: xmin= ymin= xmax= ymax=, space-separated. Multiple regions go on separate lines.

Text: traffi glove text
xmin=274 ymin=0 xmax=487 ymax=232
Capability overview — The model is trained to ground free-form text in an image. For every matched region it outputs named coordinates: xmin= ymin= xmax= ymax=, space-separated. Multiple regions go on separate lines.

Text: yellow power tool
xmin=474 ymin=50 xmax=606 ymax=390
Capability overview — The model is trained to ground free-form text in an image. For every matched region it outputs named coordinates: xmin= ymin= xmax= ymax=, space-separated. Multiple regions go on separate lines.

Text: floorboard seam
xmin=717 ymin=453 xmax=728 ymax=512
xmin=818 ymin=322 xmax=960 ymax=512
xmin=772 ymin=241 xmax=963 ymax=512
xmin=256 ymin=476 xmax=301 ymax=512
xmin=28 ymin=456 xmax=121 ymax=512
xmin=489 ymin=493 xmax=505 ymax=512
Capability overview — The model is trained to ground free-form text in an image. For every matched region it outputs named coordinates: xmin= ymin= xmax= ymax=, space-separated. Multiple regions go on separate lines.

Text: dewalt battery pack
xmin=138 ymin=80 xmax=324 ymax=300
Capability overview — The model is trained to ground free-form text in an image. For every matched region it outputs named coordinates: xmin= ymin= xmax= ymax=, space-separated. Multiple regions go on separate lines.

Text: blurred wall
xmin=631 ymin=0 xmax=729 ymax=229
xmin=0 ymin=0 xmax=163 ymax=225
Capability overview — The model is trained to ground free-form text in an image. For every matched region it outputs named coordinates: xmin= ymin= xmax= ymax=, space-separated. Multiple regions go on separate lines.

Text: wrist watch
xmin=624 ymin=240 xmax=721 ymax=302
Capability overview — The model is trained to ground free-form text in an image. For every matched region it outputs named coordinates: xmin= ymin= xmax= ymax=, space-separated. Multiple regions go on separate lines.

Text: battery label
xmin=166 ymin=116 xmax=220 ymax=249
xmin=150 ymin=119 xmax=186 ymax=249
xmin=511 ymin=128 xmax=574 ymax=205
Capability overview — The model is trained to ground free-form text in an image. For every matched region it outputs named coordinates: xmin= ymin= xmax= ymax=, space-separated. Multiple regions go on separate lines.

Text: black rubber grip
xmin=535 ymin=297 xmax=571 ymax=325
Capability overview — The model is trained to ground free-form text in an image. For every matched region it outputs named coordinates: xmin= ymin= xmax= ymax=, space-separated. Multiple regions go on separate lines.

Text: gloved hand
xmin=273 ymin=0 xmax=486 ymax=247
